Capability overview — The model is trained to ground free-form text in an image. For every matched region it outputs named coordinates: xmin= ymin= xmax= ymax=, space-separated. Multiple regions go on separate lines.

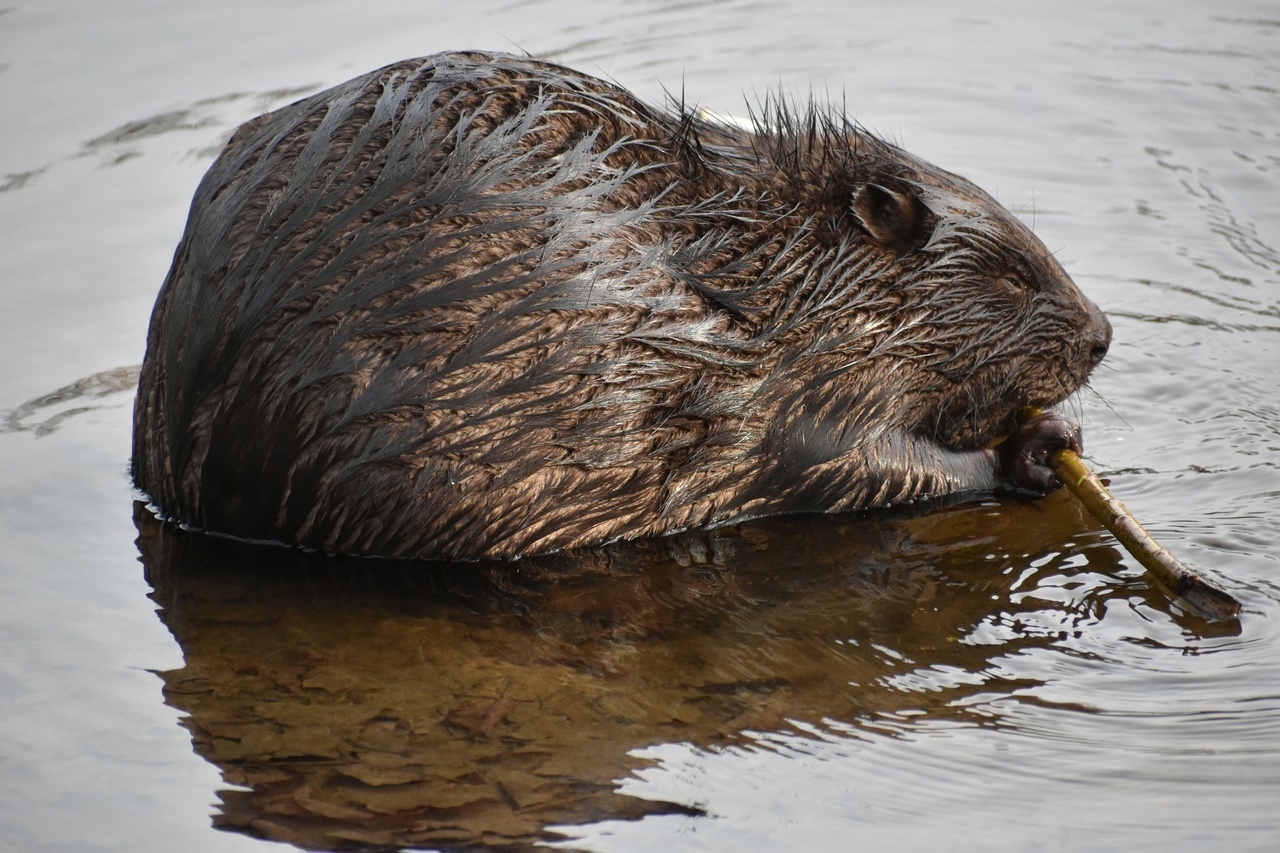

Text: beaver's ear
xmin=850 ymin=183 xmax=930 ymax=251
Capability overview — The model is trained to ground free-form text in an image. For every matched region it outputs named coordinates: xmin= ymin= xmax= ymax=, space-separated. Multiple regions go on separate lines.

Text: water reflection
xmin=1 ymin=366 xmax=139 ymax=437
xmin=138 ymin=491 xmax=1213 ymax=850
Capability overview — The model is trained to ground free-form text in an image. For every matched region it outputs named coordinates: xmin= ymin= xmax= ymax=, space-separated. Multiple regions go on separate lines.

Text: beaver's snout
xmin=1086 ymin=298 xmax=1112 ymax=370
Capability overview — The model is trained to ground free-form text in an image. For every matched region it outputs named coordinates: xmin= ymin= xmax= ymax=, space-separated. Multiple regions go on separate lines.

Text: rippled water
xmin=1 ymin=1 xmax=1277 ymax=851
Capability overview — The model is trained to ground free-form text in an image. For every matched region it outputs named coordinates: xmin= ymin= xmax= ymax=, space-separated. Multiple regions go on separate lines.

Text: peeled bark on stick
xmin=1050 ymin=448 xmax=1241 ymax=621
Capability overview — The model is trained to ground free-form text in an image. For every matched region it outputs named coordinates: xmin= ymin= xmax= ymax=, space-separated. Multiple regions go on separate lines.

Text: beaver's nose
xmin=1090 ymin=342 xmax=1109 ymax=368
xmin=1086 ymin=299 xmax=1112 ymax=369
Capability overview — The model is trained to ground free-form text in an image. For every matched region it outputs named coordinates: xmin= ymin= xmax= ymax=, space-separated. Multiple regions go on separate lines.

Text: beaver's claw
xmin=996 ymin=411 xmax=1083 ymax=495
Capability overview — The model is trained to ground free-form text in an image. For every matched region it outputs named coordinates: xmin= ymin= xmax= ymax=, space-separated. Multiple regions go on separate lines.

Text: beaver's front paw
xmin=996 ymin=411 xmax=1083 ymax=495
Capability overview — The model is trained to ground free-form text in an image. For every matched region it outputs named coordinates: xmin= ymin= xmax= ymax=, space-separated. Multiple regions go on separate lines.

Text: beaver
xmin=132 ymin=50 xmax=1111 ymax=561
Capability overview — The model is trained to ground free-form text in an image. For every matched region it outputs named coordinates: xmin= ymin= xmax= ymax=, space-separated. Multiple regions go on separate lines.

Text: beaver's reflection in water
xmin=139 ymin=492 xmax=1134 ymax=850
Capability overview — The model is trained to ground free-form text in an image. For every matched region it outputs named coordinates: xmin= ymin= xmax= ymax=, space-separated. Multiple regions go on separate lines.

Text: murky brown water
xmin=2 ymin=1 xmax=1278 ymax=851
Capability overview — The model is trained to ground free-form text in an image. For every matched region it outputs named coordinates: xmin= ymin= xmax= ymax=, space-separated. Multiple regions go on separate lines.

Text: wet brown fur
xmin=133 ymin=51 xmax=1111 ymax=560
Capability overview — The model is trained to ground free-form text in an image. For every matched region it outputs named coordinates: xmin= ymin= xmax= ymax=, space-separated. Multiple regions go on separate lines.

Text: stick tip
xmin=1176 ymin=581 xmax=1242 ymax=622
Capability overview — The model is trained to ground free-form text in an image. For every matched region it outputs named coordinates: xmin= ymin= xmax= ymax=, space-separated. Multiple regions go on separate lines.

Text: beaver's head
xmin=845 ymin=166 xmax=1111 ymax=450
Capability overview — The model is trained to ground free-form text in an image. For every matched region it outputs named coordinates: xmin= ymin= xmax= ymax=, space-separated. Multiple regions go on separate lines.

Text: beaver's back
xmin=133 ymin=51 xmax=1110 ymax=560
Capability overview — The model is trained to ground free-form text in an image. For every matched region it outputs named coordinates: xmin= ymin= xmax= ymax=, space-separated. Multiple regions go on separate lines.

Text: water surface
xmin=1 ymin=1 xmax=1277 ymax=851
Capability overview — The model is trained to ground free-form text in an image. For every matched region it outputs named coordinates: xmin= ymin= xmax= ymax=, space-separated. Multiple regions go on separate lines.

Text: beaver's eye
xmin=997 ymin=268 xmax=1034 ymax=294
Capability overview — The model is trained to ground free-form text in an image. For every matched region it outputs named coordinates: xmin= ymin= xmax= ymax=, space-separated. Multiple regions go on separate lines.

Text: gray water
xmin=2 ymin=1 xmax=1278 ymax=851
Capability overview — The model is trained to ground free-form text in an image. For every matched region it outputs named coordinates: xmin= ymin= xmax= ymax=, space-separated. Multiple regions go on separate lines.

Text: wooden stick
xmin=1051 ymin=448 xmax=1241 ymax=621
